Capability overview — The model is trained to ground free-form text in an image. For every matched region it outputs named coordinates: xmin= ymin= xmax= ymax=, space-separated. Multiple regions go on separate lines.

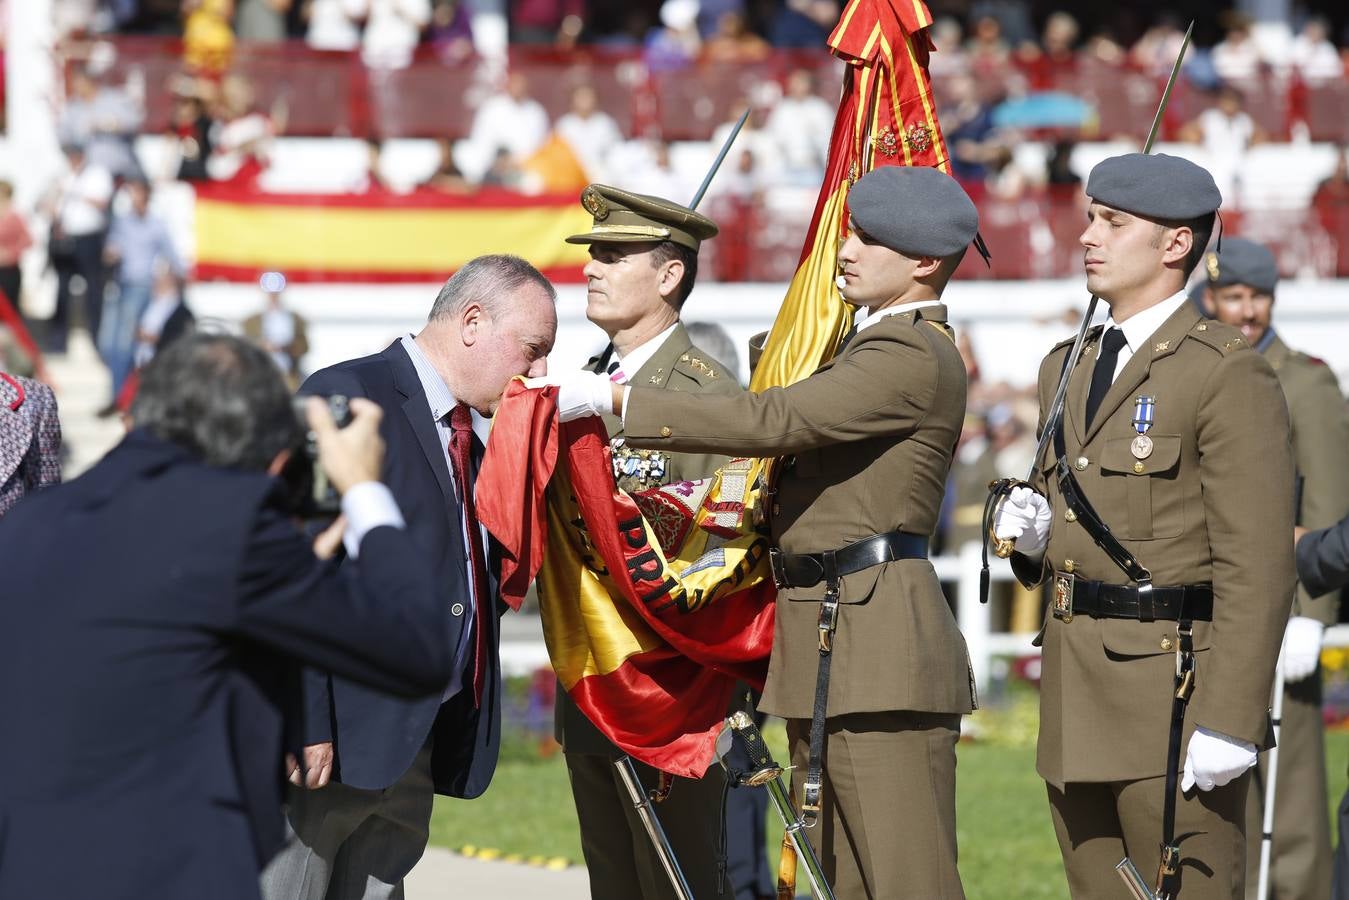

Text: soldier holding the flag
xmin=537 ymin=164 xmax=981 ymax=898
xmin=552 ymin=182 xmax=745 ymax=900
xmin=992 ymin=154 xmax=1295 ymax=898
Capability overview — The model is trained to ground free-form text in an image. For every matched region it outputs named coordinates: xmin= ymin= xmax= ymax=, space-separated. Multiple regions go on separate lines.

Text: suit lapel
xmin=628 ymin=322 xmax=690 ymax=389
xmin=385 ymin=342 xmax=455 ymax=503
xmin=1083 ymin=305 xmax=1199 ymax=445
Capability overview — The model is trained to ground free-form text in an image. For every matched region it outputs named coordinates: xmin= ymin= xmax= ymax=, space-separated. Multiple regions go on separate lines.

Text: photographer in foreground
xmin=0 ymin=334 xmax=456 ymax=900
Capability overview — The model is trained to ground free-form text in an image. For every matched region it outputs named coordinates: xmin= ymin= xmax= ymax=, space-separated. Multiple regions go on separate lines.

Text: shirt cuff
xmin=341 ymin=481 xmax=405 ymax=559
xmin=620 ymin=385 xmax=631 ymax=421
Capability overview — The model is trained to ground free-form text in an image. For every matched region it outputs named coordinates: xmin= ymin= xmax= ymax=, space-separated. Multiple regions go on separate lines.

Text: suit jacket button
xmin=451 ymin=602 xmax=465 ymax=616
xmin=1074 ymin=456 xmax=1088 ymax=471
xmin=660 ymin=426 xmax=672 ymax=437
xmin=1160 ymin=636 xmax=1173 ymax=651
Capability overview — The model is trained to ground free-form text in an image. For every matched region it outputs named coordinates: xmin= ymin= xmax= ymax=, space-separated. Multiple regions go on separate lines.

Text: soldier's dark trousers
xmin=787 ymin=711 xmax=965 ymax=900
xmin=1048 ymin=771 xmax=1249 ymax=899
xmin=565 ymin=751 xmax=729 ymax=900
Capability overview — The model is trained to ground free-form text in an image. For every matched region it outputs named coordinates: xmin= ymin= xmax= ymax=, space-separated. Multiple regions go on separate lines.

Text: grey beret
xmin=847 ymin=166 xmax=979 ymax=257
xmin=1205 ymin=237 xmax=1278 ymax=293
xmin=1086 ymin=153 xmax=1222 ymax=220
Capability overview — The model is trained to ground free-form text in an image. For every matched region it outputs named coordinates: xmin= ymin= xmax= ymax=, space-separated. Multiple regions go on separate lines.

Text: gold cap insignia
xmin=581 ymin=186 xmax=609 ymax=221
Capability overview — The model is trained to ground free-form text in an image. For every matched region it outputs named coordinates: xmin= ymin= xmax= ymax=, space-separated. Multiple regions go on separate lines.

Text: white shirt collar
xmin=614 ymin=322 xmax=678 ymax=378
xmin=856 ymin=298 xmax=942 ymax=334
xmin=1107 ymin=289 xmax=1189 ymax=352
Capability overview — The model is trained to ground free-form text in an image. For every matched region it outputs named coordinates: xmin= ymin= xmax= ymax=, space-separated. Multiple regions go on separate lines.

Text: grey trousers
xmin=260 ymin=744 xmax=435 ymax=900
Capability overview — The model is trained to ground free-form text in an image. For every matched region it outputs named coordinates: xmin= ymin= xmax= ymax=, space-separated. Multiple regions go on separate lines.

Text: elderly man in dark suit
xmin=0 ymin=371 xmax=61 ymax=517
xmin=263 ymin=254 xmax=558 ymax=900
xmin=0 ymin=334 xmax=456 ymax=900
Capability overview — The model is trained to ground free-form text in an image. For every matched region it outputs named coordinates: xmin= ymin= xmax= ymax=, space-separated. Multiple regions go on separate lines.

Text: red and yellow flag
xmin=479 ymin=0 xmax=952 ymax=777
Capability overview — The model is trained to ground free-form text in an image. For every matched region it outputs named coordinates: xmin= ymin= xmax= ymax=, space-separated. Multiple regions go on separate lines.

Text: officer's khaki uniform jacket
xmin=1014 ymin=304 xmax=1295 ymax=788
xmin=626 ymin=306 xmax=975 ymax=719
xmin=556 ymin=322 xmax=741 ymax=754
xmin=1264 ymin=333 xmax=1349 ymax=622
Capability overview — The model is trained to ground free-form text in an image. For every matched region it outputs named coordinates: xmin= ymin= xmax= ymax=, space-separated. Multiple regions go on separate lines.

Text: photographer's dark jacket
xmin=0 ymin=430 xmax=454 ymax=900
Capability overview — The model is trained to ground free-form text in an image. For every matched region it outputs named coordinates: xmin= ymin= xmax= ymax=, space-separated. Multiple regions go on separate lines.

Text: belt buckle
xmin=801 ymin=778 xmax=822 ymax=828
xmin=769 ymin=547 xmax=787 ymax=589
xmin=1052 ymin=571 xmax=1075 ymax=622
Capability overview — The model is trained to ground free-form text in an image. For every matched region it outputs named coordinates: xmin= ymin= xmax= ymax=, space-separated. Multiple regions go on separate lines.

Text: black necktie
xmin=1085 ymin=327 xmax=1128 ymax=428
xmin=835 ymin=325 xmax=859 ymax=357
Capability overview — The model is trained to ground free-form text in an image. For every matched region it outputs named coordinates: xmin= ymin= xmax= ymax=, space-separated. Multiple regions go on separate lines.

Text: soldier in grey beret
xmin=1201 ymin=236 xmax=1349 ymax=900
xmin=539 ymin=163 xmax=981 ymax=895
xmin=994 ymin=151 xmax=1297 ymax=898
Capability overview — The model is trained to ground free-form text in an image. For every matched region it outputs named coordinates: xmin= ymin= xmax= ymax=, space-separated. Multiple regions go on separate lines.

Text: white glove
xmin=1180 ymin=726 xmax=1257 ymax=792
xmin=523 ymin=371 xmax=614 ymax=423
xmin=1278 ymin=616 xmax=1324 ymax=682
xmin=992 ymin=486 xmax=1053 ymax=556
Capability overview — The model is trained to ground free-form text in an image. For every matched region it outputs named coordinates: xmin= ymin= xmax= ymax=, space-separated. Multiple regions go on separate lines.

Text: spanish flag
xmin=478 ymin=0 xmax=952 ymax=777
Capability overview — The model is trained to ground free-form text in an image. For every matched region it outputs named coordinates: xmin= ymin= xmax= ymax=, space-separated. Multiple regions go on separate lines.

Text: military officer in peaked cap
xmin=994 ymin=154 xmax=1296 ymax=898
xmin=1200 ymin=237 xmax=1349 ymax=900
xmin=552 ymin=183 xmax=745 ymax=900
xmin=538 ymin=165 xmax=982 ymax=898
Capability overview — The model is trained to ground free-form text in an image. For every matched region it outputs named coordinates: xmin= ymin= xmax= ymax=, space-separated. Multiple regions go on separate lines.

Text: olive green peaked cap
xmin=566 ymin=184 xmax=718 ymax=251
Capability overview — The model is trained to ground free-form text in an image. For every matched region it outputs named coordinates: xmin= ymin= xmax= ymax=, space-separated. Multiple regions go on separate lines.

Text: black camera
xmin=280 ymin=394 xmax=353 ymax=519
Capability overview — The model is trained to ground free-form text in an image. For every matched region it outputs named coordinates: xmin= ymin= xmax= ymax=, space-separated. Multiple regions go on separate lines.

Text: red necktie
xmin=448 ymin=403 xmax=490 ymax=708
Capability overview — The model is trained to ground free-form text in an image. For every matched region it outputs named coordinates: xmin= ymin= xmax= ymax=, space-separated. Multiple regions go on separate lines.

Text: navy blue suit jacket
xmin=0 ymin=431 xmax=455 ymax=900
xmin=300 ymin=340 xmax=502 ymax=798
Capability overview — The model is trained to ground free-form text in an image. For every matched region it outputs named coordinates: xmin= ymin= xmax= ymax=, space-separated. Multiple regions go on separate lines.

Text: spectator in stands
xmin=970 ymin=0 xmax=1035 ymax=50
xmin=58 ymin=63 xmax=144 ymax=181
xmin=360 ymin=0 xmax=432 ymax=70
xmin=1020 ymin=11 xmax=1078 ymax=89
xmin=182 ymin=0 xmax=236 ymax=74
xmin=44 ymin=141 xmax=113 ymax=355
xmin=685 ymin=321 xmax=741 ymax=383
xmin=353 ymin=138 xmax=397 ymax=193
xmin=1179 ymin=83 xmax=1265 ymax=201
xmin=1044 ymin=139 xmax=1081 ymax=191
xmin=942 ymin=73 xmax=1000 ymax=185
xmin=1312 ymin=148 xmax=1349 ymax=275
xmin=101 ymin=177 xmax=182 ymax=416
xmin=710 ymin=147 xmax=763 ymax=202
xmin=1288 ymin=18 xmax=1344 ymax=85
xmin=304 ymin=0 xmax=364 ymax=51
xmin=466 ymin=71 xmax=550 ymax=180
xmin=242 ymin=272 xmax=309 ymax=390
xmin=235 ymin=0 xmax=292 ymax=41
xmin=701 ymin=10 xmax=770 ymax=62
xmin=1081 ymin=26 xmax=1126 ymax=65
xmin=0 ymin=181 xmax=32 ymax=315
xmin=1211 ymin=13 xmax=1263 ymax=83
xmin=624 ymin=139 xmax=692 ymax=201
xmin=928 ymin=17 xmax=969 ymax=77
xmin=555 ymin=84 xmax=624 ymax=182
xmin=427 ymin=0 xmax=474 ymax=63
xmin=420 ymin=138 xmax=473 ymax=194
xmin=644 ymin=0 xmax=701 ymax=71
xmin=965 ymin=13 xmax=1011 ymax=77
xmin=766 ymin=68 xmax=833 ymax=185
xmin=768 ymin=0 xmax=839 ymax=49
xmin=480 ymin=148 xmax=524 ymax=190
xmin=1130 ymin=15 xmax=1187 ymax=79
xmin=984 ymin=146 xmax=1032 ymax=200
xmin=509 ymin=0 xmax=583 ymax=46
xmin=211 ymin=75 xmax=279 ymax=188
xmin=166 ymin=75 xmax=216 ymax=182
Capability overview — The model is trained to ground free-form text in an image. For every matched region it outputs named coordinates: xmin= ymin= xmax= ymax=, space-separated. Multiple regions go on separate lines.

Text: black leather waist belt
xmin=769 ymin=531 xmax=928 ymax=589
xmin=1061 ymin=576 xmax=1213 ymax=622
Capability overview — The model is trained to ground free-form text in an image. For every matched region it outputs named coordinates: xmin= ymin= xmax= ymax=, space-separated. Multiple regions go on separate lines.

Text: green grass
xmin=430 ymin=723 xmax=1349 ymax=898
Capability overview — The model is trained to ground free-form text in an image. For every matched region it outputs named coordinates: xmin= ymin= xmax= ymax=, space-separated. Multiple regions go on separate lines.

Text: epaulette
xmin=1050 ymin=324 xmax=1103 ymax=354
xmin=1184 ymin=319 xmax=1250 ymax=356
xmin=674 ymin=350 xmax=725 ymax=383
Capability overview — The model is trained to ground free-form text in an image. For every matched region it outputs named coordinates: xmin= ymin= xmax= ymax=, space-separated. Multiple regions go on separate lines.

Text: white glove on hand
xmin=523 ymin=372 xmax=614 ymax=423
xmin=1279 ymin=616 xmax=1324 ymax=682
xmin=1180 ymin=726 xmax=1257 ymax=792
xmin=992 ymin=486 xmax=1053 ymax=556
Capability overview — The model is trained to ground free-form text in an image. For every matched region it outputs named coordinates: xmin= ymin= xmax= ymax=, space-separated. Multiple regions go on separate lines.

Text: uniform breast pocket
xmin=1099 ymin=434 xmax=1183 ymax=540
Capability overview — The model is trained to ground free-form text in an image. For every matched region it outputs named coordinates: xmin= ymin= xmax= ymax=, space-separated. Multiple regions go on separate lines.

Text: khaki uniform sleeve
xmin=624 ymin=326 xmax=938 ymax=456
xmin=660 ymin=365 xmax=743 ymax=484
xmin=1288 ymin=363 xmax=1349 ymax=623
xmin=1010 ymin=348 xmax=1063 ymax=588
xmin=1190 ymin=348 xmax=1296 ymax=744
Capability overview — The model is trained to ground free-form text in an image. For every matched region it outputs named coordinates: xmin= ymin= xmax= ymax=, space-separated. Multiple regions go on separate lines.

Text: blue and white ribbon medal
xmin=1130 ymin=395 xmax=1155 ymax=459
